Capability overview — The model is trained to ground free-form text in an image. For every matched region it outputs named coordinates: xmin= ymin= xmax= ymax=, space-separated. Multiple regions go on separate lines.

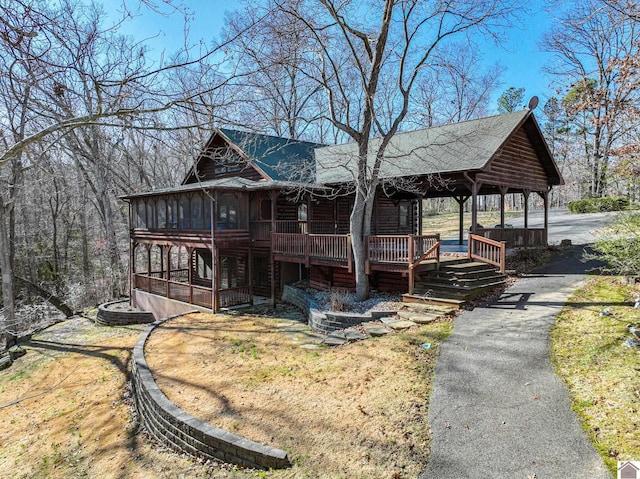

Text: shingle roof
xmin=121 ymin=177 xmax=325 ymax=200
xmin=314 ymin=110 xmax=532 ymax=183
xmin=219 ymin=129 xmax=324 ymax=182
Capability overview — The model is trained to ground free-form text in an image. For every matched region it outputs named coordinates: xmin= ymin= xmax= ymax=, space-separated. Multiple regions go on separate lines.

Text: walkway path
xmin=420 ymin=246 xmax=612 ymax=478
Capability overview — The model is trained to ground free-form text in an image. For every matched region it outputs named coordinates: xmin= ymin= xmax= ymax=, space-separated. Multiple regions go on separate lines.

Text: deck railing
xmin=468 ymin=234 xmax=506 ymax=273
xmin=367 ymin=234 xmax=441 ymax=264
xmin=218 ymin=286 xmax=251 ymax=308
xmin=134 ymin=272 xmax=252 ymax=310
xmin=251 ymin=220 xmax=339 ymax=241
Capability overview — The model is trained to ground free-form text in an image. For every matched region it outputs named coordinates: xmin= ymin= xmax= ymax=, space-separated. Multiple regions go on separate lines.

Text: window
xmin=156 ymin=199 xmax=166 ymax=229
xmin=203 ymin=196 xmax=212 ymax=229
xmin=146 ymin=200 xmax=156 ymax=229
xmin=260 ymin=199 xmax=272 ymax=220
xmin=219 ymin=255 xmax=238 ymax=289
xmin=191 ymin=193 xmax=203 ymax=229
xmin=194 ymin=249 xmax=212 ymax=279
xmin=298 ymin=203 xmax=308 ymax=221
xmin=135 ymin=200 xmax=146 ymax=229
xmin=179 ymin=195 xmax=190 ymax=229
xmin=217 ymin=193 xmax=238 ymax=229
xmin=212 ymin=147 xmax=242 ymax=174
xmin=167 ymin=198 xmax=178 ymax=229
xmin=399 ymin=201 xmax=410 ymax=228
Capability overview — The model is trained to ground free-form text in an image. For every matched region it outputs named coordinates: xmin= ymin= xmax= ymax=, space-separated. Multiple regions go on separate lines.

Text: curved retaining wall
xmin=282 ymin=285 xmax=395 ymax=334
xmin=96 ymin=300 xmax=155 ymax=326
xmin=131 ymin=316 xmax=290 ymax=469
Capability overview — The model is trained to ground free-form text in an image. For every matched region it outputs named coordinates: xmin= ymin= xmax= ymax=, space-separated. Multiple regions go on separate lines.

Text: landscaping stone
xmin=323 ymin=333 xmax=348 ymax=346
xmin=361 ymin=323 xmax=390 ymax=337
xmin=299 ymin=343 xmax=322 ymax=349
xmin=344 ymin=329 xmax=368 ymax=341
xmin=386 ymin=319 xmax=416 ymax=330
xmin=410 ymin=313 xmax=440 ymax=324
xmin=379 ymin=316 xmax=399 ymax=325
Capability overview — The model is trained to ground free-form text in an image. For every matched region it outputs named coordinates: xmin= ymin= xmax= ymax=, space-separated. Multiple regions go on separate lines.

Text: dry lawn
xmin=0 ymin=310 xmax=451 ymax=479
xmin=145 ymin=312 xmax=452 ymax=478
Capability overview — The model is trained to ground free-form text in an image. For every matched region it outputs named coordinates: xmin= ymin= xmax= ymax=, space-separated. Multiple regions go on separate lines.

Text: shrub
xmin=567 ymin=196 xmax=630 ymax=214
xmin=329 ymin=289 xmax=351 ymax=311
xmin=591 ymin=210 xmax=640 ymax=277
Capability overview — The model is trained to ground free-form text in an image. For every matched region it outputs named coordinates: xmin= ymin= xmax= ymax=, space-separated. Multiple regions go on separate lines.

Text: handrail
xmin=468 ymin=234 xmax=506 ymax=273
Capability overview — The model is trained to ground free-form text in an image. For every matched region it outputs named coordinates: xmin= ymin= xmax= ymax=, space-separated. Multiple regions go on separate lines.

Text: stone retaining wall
xmin=282 ymin=285 xmax=395 ymax=334
xmin=96 ymin=300 xmax=155 ymax=326
xmin=131 ymin=315 xmax=290 ymax=470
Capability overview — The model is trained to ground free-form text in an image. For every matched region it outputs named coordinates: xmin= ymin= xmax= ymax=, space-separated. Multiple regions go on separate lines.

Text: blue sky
xmin=103 ymin=0 xmax=559 ymax=114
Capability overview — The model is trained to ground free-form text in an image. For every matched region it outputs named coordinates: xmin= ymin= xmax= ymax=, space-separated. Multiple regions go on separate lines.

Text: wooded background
xmin=1 ymin=0 xmax=639 ymax=330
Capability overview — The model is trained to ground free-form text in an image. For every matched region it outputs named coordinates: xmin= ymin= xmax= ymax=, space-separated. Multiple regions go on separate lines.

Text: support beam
xmin=270 ymin=190 xmax=278 ymax=307
xmin=417 ymin=196 xmax=424 ymax=235
xmin=454 ymin=195 xmax=469 ymax=245
xmin=499 ymin=186 xmax=509 ymax=228
xmin=523 ymin=190 xmax=530 ymax=247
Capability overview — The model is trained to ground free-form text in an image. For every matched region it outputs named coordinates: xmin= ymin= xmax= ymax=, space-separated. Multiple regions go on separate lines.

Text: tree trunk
xmin=14 ymin=276 xmax=74 ymax=318
xmin=0 ymin=197 xmax=16 ymax=349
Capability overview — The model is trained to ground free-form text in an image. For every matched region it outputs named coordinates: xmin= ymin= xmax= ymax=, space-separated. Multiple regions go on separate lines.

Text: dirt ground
xmin=0 ymin=309 xmax=451 ymax=479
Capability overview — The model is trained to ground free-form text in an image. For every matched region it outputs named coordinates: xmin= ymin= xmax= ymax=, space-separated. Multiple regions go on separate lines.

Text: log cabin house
xmin=123 ymin=109 xmax=562 ymax=318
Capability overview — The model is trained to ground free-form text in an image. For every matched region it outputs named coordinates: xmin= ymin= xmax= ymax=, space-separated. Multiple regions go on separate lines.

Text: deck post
xmin=543 ymin=189 xmax=549 ymax=246
xmin=454 ymin=195 xmax=468 ymax=245
xmin=523 ymin=189 xmax=530 ymax=247
xmin=188 ymin=247 xmax=193 ymax=304
xmin=270 ymin=190 xmax=277 ymax=307
xmin=347 ymin=235 xmax=353 ymax=273
xmin=499 ymin=186 xmax=509 ymax=228
xmin=417 ymin=196 xmax=423 ymax=235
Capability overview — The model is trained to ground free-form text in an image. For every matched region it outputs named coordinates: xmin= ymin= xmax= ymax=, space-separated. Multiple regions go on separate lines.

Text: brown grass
xmin=0 ymin=312 xmax=451 ymax=479
xmin=145 ymin=313 xmax=452 ymax=478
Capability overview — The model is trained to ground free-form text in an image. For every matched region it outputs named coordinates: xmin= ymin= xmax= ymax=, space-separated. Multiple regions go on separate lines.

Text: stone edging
xmin=131 ymin=313 xmax=290 ymax=469
xmin=96 ymin=300 xmax=155 ymax=326
xmin=282 ymin=285 xmax=396 ymax=334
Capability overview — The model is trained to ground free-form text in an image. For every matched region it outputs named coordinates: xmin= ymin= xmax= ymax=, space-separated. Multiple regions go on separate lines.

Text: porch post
xmin=417 ymin=196 xmax=423 ymax=235
xmin=248 ymin=249 xmax=254 ymax=305
xmin=165 ymin=245 xmax=170 ymax=298
xmin=454 ymin=195 xmax=468 ymax=245
xmin=523 ymin=189 xmax=530 ymax=247
xmin=543 ymin=189 xmax=549 ymax=246
xmin=188 ymin=247 xmax=193 ymax=304
xmin=270 ymin=190 xmax=278 ymax=307
xmin=499 ymin=186 xmax=509 ymax=228
xmin=211 ymin=191 xmax=218 ymax=312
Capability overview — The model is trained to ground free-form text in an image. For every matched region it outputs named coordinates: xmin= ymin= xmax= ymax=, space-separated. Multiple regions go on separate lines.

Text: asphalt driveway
xmin=420 ymin=211 xmax=616 ymax=478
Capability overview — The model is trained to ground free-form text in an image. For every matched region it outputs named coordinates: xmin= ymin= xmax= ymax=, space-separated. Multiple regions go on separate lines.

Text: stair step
xmin=426 ymin=274 xmax=507 ymax=288
xmin=402 ymin=294 xmax=465 ymax=308
xmin=443 ymin=261 xmax=499 ymax=273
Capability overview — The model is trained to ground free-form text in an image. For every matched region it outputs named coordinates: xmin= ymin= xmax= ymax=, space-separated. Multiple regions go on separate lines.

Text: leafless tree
xmin=542 ymin=0 xmax=640 ymax=198
xmin=413 ymin=43 xmax=504 ymax=127
xmin=271 ymin=0 xmax=519 ymax=300
xmin=0 ymin=0 xmax=251 ymax=339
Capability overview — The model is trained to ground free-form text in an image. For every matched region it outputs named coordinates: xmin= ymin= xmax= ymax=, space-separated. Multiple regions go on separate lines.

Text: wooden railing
xmin=218 ymin=286 xmax=251 ymax=308
xmin=251 ymin=220 xmax=339 ymax=241
xmin=367 ymin=234 xmax=441 ymax=264
xmin=468 ymin=234 xmax=506 ymax=273
xmin=272 ymin=233 xmax=307 ymax=257
xmin=134 ymin=273 xmax=252 ymax=310
xmin=476 ymin=227 xmax=546 ymax=248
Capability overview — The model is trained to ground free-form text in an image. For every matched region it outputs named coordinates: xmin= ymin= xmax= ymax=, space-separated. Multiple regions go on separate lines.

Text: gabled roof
xmin=314 ymin=110 xmax=561 ymax=185
xmin=182 ymin=128 xmax=324 ymax=184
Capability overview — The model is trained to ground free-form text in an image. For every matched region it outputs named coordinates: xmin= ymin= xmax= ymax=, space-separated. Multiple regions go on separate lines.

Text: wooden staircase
xmin=403 ymin=260 xmax=507 ymax=308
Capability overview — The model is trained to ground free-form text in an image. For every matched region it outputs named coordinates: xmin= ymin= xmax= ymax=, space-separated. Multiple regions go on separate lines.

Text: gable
xmin=182 ymin=133 xmax=264 ymax=185
xmin=477 ymin=129 xmax=550 ymax=191
xmin=182 ymin=129 xmax=323 ymax=185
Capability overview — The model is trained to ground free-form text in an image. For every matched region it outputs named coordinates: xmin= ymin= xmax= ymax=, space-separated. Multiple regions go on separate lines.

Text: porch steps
xmin=408 ymin=260 xmax=508 ymax=307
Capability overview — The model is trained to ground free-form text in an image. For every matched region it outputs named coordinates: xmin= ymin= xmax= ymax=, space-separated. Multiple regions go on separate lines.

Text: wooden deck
xmin=271 ymin=233 xmax=441 ymax=273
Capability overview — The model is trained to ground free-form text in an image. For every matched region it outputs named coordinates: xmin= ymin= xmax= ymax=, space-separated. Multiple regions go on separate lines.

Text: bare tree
xmin=0 ymin=0 xmax=249 ymax=338
xmin=543 ymin=0 xmax=640 ymax=197
xmin=413 ymin=43 xmax=505 ymax=127
xmin=271 ymin=0 xmax=519 ymax=300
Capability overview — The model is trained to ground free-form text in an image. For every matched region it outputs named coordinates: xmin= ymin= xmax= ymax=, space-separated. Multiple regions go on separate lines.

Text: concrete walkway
xmin=420 ymin=246 xmax=612 ymax=478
